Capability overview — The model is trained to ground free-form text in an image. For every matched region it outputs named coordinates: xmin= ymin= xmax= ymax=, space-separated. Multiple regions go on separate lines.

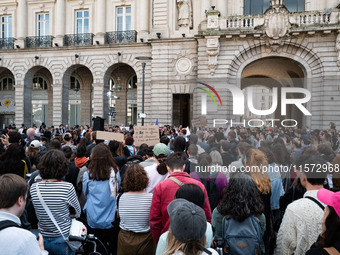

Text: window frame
xmin=32 ymin=76 xmax=48 ymax=90
xmin=0 ymin=15 xmax=12 ymax=38
xmin=36 ymin=13 xmax=50 ymax=37
xmin=116 ymin=6 xmax=131 ymax=31
xmin=75 ymin=10 xmax=89 ymax=34
xmin=0 ymin=77 xmax=14 ymax=91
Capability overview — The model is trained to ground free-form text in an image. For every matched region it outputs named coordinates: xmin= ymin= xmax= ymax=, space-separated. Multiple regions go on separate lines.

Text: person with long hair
xmin=117 ymin=164 xmax=154 ymax=255
xmin=245 ymin=148 xmax=272 ymax=255
xmin=108 ymin=140 xmax=127 ymax=169
xmin=164 ymin=199 xmax=218 ymax=255
xmin=145 ymin=143 xmax=170 ymax=193
xmin=306 ymin=189 xmax=340 ymax=254
xmin=83 ymin=143 xmax=121 ymax=254
xmin=212 ymin=173 xmax=265 ymax=250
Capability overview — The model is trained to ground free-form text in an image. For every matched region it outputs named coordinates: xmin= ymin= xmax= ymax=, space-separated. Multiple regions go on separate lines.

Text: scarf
xmin=75 ymin=157 xmax=89 ymax=168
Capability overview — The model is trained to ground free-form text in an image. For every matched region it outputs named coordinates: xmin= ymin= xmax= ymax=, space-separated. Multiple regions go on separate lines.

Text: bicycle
xmin=69 ymin=234 xmax=108 ymax=255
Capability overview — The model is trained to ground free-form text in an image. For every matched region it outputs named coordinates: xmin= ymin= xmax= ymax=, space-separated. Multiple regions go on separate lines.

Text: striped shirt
xmin=30 ymin=181 xmax=81 ymax=237
xmin=119 ymin=193 xmax=153 ymax=233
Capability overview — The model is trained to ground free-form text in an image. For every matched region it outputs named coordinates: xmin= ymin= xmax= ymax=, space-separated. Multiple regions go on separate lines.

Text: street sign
xmin=138 ymin=113 xmax=146 ymax=118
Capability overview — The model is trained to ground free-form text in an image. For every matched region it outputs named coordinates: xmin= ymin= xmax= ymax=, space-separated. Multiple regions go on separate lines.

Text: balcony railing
xmin=64 ymin=33 xmax=94 ymax=46
xmin=25 ymin=36 xmax=53 ymax=48
xmin=0 ymin=38 xmax=15 ymax=50
xmin=201 ymin=10 xmax=339 ymax=34
xmin=105 ymin=30 xmax=137 ymax=44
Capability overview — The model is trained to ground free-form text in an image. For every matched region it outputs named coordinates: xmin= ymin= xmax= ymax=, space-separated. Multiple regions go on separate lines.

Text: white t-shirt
xmin=144 ymin=163 xmax=169 ymax=193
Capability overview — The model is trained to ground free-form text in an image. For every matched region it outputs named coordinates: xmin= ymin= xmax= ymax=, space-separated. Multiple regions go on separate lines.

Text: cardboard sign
xmin=96 ymin=131 xmax=124 ymax=142
xmin=134 ymin=126 xmax=160 ymax=147
xmin=191 ymin=116 xmax=207 ymax=127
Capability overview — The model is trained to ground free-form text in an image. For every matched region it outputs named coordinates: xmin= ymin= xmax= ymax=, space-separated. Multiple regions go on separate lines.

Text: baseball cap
xmin=30 ymin=140 xmax=41 ymax=149
xmin=317 ymin=189 xmax=340 ymax=218
xmin=153 ymin=143 xmax=169 ymax=157
xmin=167 ymin=198 xmax=207 ymax=243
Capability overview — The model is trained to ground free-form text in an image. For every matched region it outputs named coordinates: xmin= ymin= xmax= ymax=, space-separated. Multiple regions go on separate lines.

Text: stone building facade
xmin=0 ymin=0 xmax=339 ymax=129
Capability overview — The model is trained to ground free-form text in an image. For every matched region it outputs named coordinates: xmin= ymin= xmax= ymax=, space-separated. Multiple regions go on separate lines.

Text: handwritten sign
xmin=96 ymin=131 xmax=124 ymax=142
xmin=134 ymin=126 xmax=160 ymax=147
xmin=191 ymin=116 xmax=207 ymax=127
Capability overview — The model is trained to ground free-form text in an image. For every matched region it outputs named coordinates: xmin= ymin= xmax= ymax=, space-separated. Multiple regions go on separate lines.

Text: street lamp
xmin=135 ymin=56 xmax=152 ymax=126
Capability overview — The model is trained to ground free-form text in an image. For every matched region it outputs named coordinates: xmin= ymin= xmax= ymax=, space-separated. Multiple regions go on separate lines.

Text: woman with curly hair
xmin=212 ymin=172 xmax=265 ymax=251
xmin=245 ymin=148 xmax=272 ymax=255
xmin=83 ymin=143 xmax=121 ymax=254
xmin=117 ymin=164 xmax=154 ymax=255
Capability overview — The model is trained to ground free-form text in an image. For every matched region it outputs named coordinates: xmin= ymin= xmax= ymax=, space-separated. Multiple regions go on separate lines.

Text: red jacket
xmin=149 ymin=171 xmax=212 ymax=244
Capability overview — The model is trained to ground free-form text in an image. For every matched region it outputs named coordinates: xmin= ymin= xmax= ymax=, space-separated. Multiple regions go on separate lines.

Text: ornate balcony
xmin=0 ymin=38 xmax=15 ymax=50
xmin=200 ymin=8 xmax=339 ymax=36
xmin=64 ymin=33 xmax=94 ymax=46
xmin=105 ymin=30 xmax=137 ymax=44
xmin=25 ymin=36 xmax=53 ymax=48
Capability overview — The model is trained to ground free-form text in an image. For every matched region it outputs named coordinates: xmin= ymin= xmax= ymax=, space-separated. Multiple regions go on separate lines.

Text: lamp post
xmin=135 ymin=56 xmax=152 ymax=126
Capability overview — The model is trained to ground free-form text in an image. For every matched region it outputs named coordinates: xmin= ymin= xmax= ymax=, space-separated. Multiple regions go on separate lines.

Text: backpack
xmin=200 ymin=175 xmax=219 ymax=211
xmin=0 ymin=220 xmax=20 ymax=231
xmin=222 ymin=215 xmax=264 ymax=255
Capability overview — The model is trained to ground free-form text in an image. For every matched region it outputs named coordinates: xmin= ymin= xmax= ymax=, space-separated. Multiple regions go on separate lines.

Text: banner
xmin=96 ymin=131 xmax=124 ymax=142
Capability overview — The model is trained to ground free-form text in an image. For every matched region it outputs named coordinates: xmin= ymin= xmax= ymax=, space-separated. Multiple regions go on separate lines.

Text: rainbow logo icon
xmin=197 ymin=82 xmax=222 ymax=106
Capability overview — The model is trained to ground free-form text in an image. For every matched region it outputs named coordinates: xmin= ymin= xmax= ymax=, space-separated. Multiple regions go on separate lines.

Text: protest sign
xmin=134 ymin=126 xmax=160 ymax=147
xmin=96 ymin=131 xmax=124 ymax=141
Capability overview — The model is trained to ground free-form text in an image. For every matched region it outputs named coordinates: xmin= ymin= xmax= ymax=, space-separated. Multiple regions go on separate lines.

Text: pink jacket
xmin=149 ymin=171 xmax=212 ymax=244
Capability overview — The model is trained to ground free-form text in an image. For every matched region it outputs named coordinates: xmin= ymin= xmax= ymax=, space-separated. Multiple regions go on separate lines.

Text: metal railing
xmin=64 ymin=33 xmax=94 ymax=46
xmin=105 ymin=30 xmax=137 ymax=44
xmin=25 ymin=36 xmax=53 ymax=48
xmin=0 ymin=38 xmax=15 ymax=50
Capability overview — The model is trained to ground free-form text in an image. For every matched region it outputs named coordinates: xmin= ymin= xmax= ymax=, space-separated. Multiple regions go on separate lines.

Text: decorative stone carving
xmin=206 ymin=36 xmax=220 ymax=76
xmin=263 ymin=2 xmax=291 ymax=40
xmin=177 ymin=0 xmax=193 ymax=29
xmin=206 ymin=10 xmax=220 ymax=30
xmin=176 ymin=57 xmax=192 ymax=74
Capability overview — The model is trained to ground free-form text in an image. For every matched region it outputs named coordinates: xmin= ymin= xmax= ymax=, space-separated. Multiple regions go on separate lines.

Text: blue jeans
xmin=44 ymin=234 xmax=75 ymax=255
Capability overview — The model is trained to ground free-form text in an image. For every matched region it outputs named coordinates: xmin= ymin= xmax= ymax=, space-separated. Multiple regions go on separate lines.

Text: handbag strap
xmin=324 ymin=247 xmax=340 ymax=255
xmin=36 ymin=183 xmax=67 ymax=241
xmin=305 ymin=196 xmax=325 ymax=211
xmin=168 ymin=176 xmax=184 ymax=187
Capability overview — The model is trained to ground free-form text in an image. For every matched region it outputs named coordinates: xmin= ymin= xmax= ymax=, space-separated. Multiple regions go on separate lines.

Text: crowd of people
xmin=0 ymin=121 xmax=339 ymax=255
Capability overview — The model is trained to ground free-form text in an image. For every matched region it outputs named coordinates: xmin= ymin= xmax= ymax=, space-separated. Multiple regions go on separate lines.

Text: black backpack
xmin=0 ymin=220 xmax=20 ymax=231
xmin=200 ymin=175 xmax=219 ymax=211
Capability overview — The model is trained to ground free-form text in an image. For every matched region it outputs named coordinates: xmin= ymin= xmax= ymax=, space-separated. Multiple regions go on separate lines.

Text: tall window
xmin=0 ymin=16 xmax=12 ymax=38
xmin=116 ymin=6 xmax=131 ymax=31
xmin=285 ymin=0 xmax=305 ymax=12
xmin=37 ymin=13 xmax=49 ymax=36
xmin=76 ymin=10 xmax=89 ymax=34
xmin=244 ymin=0 xmax=270 ymax=15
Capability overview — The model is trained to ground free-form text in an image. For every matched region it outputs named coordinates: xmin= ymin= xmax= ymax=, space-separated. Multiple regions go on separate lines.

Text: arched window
xmin=32 ymin=76 xmax=48 ymax=90
xmin=70 ymin=76 xmax=80 ymax=90
xmin=244 ymin=0 xmax=304 ymax=15
xmin=0 ymin=77 xmax=14 ymax=90
xmin=127 ymin=75 xmax=137 ymax=89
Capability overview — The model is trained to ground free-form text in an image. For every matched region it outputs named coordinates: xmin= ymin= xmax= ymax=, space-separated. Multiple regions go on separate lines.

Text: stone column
xmin=81 ymin=86 xmax=92 ymax=126
xmin=217 ymin=0 xmax=227 ymax=18
xmin=201 ymin=0 xmax=211 ymax=22
xmin=139 ymin=0 xmax=149 ymax=34
xmin=14 ymin=81 xmax=25 ymax=126
xmin=92 ymin=83 xmax=105 ymax=118
xmin=54 ymin=0 xmax=66 ymax=46
xmin=94 ymin=0 xmax=106 ymax=45
xmin=52 ymin=84 xmax=68 ymax=126
xmin=16 ymin=0 xmax=27 ymax=48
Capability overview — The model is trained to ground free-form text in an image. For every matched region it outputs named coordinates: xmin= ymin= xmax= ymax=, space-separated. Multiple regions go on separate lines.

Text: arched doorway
xmin=104 ymin=64 xmax=137 ymax=126
xmin=24 ymin=66 xmax=53 ymax=127
xmin=63 ymin=65 xmax=93 ymax=127
xmin=241 ymin=57 xmax=305 ymax=127
xmin=0 ymin=68 xmax=15 ymax=128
